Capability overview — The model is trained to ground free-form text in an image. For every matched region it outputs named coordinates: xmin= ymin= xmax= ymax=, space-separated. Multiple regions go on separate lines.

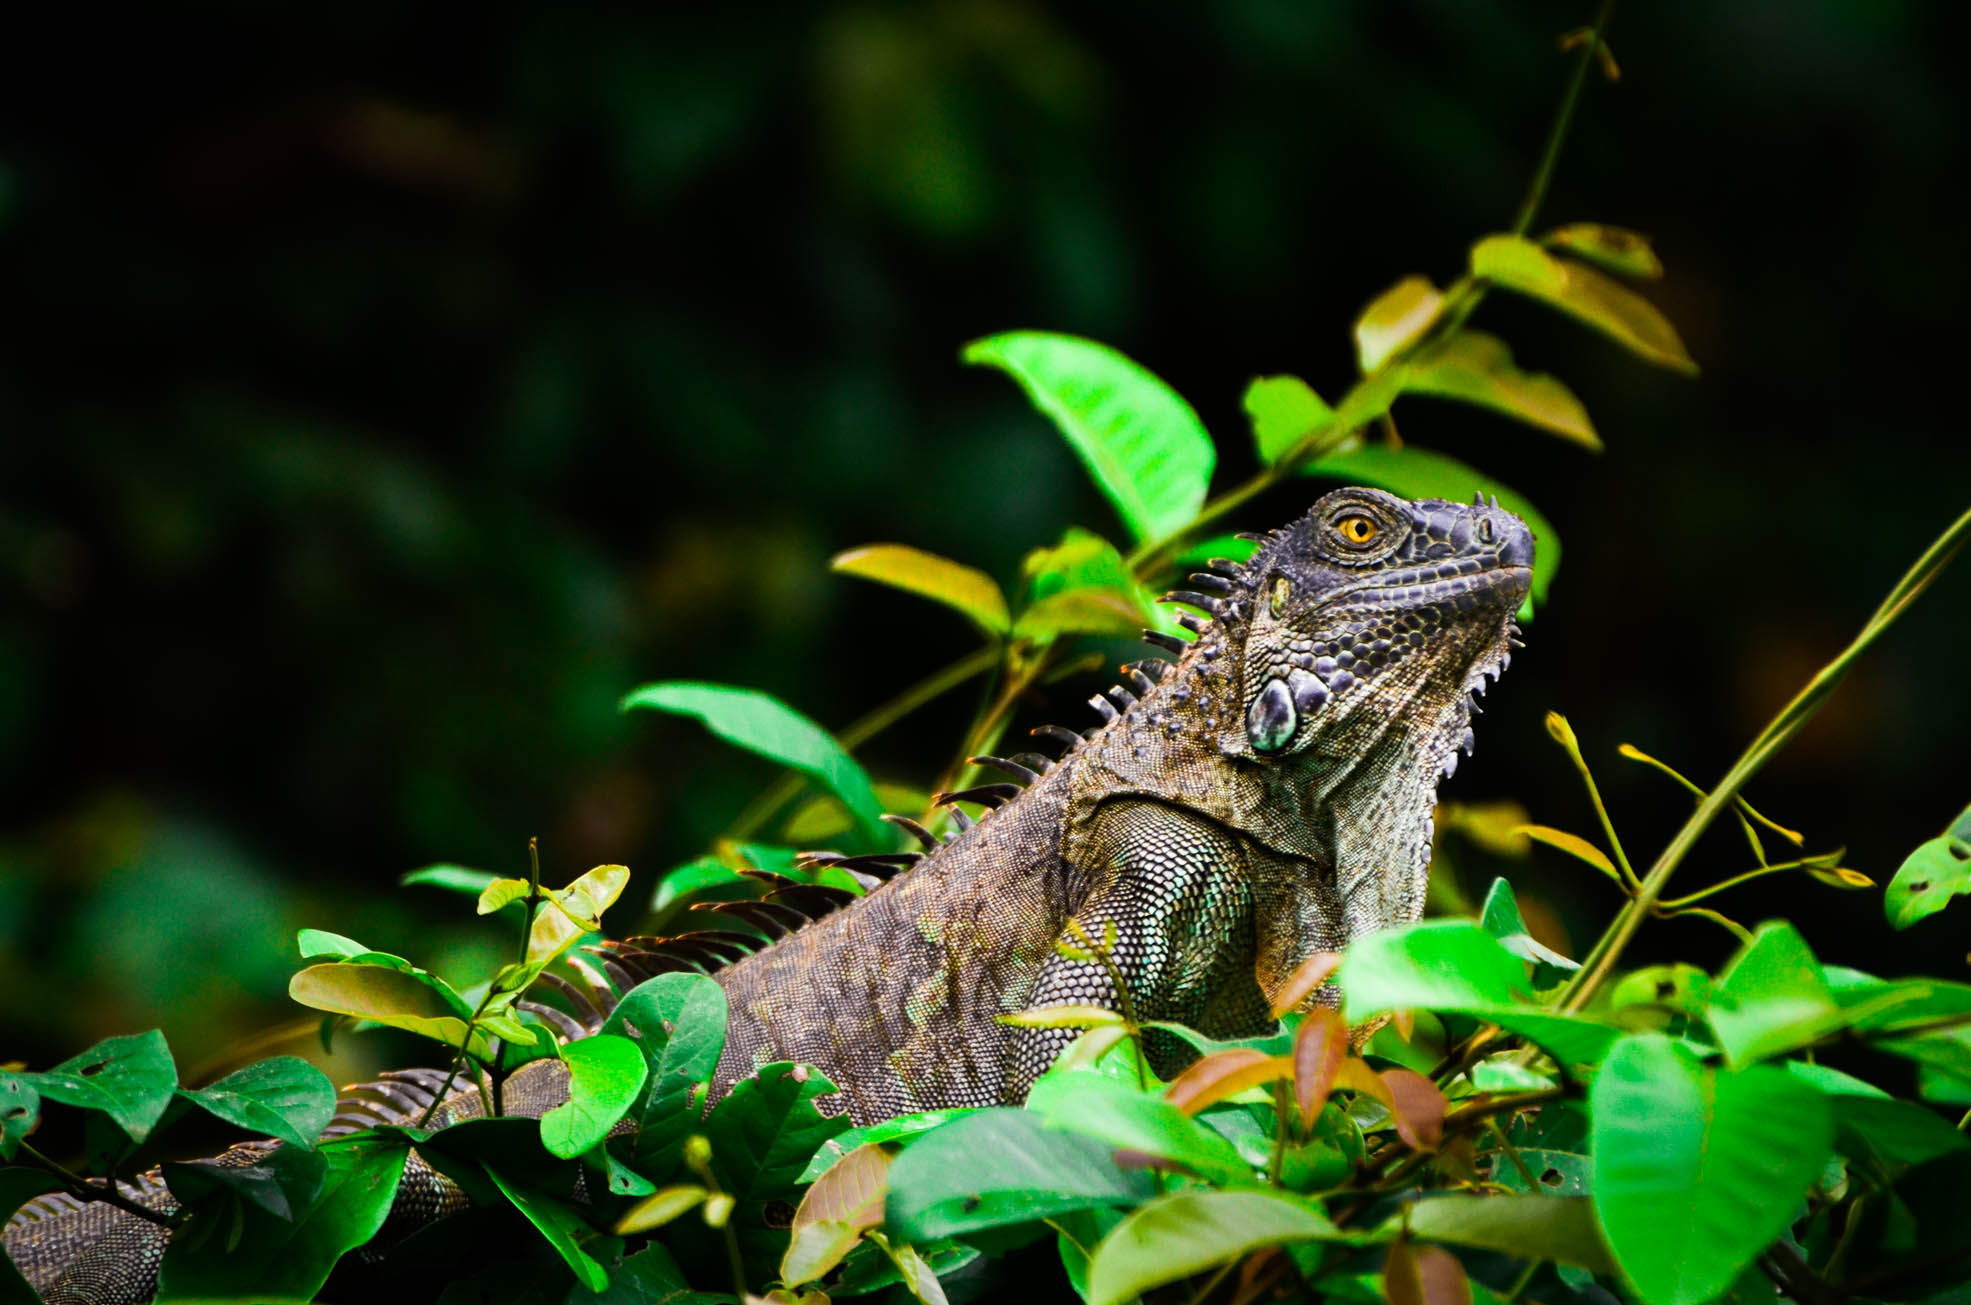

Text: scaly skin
xmin=5 ymin=487 xmax=1532 ymax=1301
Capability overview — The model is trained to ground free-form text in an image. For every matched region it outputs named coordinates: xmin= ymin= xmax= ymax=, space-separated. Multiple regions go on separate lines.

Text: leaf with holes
xmin=0 ymin=1072 xmax=37 ymax=1161
xmin=1403 ymin=331 xmax=1599 ymax=448
xmin=1245 ymin=375 xmax=1336 ymax=465
xmin=1411 ymin=1193 xmax=1612 ymax=1270
xmin=602 ymin=972 xmax=729 ymax=1176
xmin=702 ymin=1063 xmax=851 ymax=1205
xmin=1301 ymin=443 xmax=1559 ymax=612
xmin=1471 ymin=234 xmax=1697 ymax=374
xmin=833 ymin=544 xmax=1010 ymax=636
xmin=180 ymin=1056 xmax=336 ymax=1150
xmin=27 ymin=1030 xmax=178 ymax=1144
xmin=540 ymin=1035 xmax=649 ymax=1160
xmin=1085 ymin=1188 xmax=1343 ymax=1305
xmin=964 ymin=331 xmax=1215 ymax=544
xmin=1886 ymin=803 xmax=1971 ymax=929
xmin=1591 ymin=1033 xmax=1832 ymax=1305
xmin=622 ymin=682 xmax=882 ymax=839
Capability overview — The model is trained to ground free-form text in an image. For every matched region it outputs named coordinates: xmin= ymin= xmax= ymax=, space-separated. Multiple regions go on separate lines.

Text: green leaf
xmin=164 ymin=1150 xmax=327 ymax=1222
xmin=483 ymin=1163 xmax=609 ymax=1292
xmin=1590 ymin=1033 xmax=1833 ymax=1305
xmin=1403 ymin=331 xmax=1600 ymax=449
xmin=27 ymin=1030 xmax=178 ymax=1144
xmin=1470 ymin=234 xmax=1698 ymax=374
xmin=1478 ymin=877 xmax=1579 ymax=984
xmin=620 ymin=682 xmax=882 ymax=838
xmin=1885 ymin=804 xmax=1971 ymax=929
xmin=295 ymin=928 xmax=369 ymax=959
xmin=0 ymin=1071 xmax=38 ymax=1161
xmin=1085 ymin=1188 xmax=1340 ymax=1305
xmin=477 ymin=877 xmax=532 ymax=915
xmin=702 ymin=1063 xmax=851 ymax=1203
xmin=1408 ymin=1193 xmax=1613 ymax=1271
xmin=1013 ymin=587 xmax=1156 ymax=642
xmin=525 ymin=863 xmax=632 ymax=969
xmin=1015 ymin=526 xmax=1165 ymax=641
xmin=1244 ymin=375 xmax=1335 ymax=465
xmin=179 ymin=1056 xmax=336 ymax=1150
xmin=1706 ymin=922 xmax=1844 ymax=1066
xmin=1353 ymin=276 xmax=1447 ymax=373
xmin=601 ymin=972 xmax=729 ymax=1174
xmin=541 ymin=1036 xmax=649 ymax=1160
xmin=1541 ymin=223 xmax=1665 ymax=280
xmin=964 ymin=331 xmax=1215 ymax=543
xmin=650 ymin=855 xmax=748 ymax=913
xmin=1301 ymin=443 xmax=1560 ymax=610
xmin=832 ymin=544 xmax=1011 ymax=636
xmin=156 ymin=1134 xmax=408 ymax=1300
xmin=1787 ymin=1062 xmax=1969 ymax=1167
xmin=800 ymin=1108 xmax=979 ymax=1182
xmin=1025 ymin=1072 xmax=1254 ymax=1187
xmin=398 ymin=864 xmax=498 ymax=897
xmin=885 ymin=1108 xmax=1156 ymax=1242
xmin=288 ymin=963 xmax=493 ymax=1061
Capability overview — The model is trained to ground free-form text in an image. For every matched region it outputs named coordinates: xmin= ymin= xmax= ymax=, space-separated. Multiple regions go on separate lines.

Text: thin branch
xmin=19 ymin=1143 xmax=181 ymax=1230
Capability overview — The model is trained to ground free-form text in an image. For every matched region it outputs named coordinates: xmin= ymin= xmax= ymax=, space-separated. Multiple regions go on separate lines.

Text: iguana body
xmin=6 ymin=487 xmax=1532 ymax=1301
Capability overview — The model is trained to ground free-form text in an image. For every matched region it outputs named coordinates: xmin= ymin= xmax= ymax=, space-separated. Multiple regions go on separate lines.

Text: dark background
xmin=2 ymin=2 xmax=1966 ymax=1080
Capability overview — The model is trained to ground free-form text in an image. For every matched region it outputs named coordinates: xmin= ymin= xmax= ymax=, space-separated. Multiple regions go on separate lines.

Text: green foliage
xmin=8 ymin=17 xmax=1970 ymax=1305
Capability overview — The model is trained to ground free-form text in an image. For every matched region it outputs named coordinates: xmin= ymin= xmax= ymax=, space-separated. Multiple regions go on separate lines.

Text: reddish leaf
xmin=1270 ymin=952 xmax=1343 ymax=1019
xmin=1164 ymin=1049 xmax=1292 ymax=1116
xmin=1385 ymin=1242 xmax=1473 ymax=1305
xmin=1293 ymin=1009 xmax=1350 ymax=1128
xmin=1381 ymin=1070 xmax=1448 ymax=1153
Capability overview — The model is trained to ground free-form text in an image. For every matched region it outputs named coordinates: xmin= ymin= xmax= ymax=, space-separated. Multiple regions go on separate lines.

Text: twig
xmin=19 ymin=1143 xmax=182 ymax=1230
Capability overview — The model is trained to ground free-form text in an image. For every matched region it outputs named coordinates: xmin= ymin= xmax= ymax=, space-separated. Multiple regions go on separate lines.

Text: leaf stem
xmin=1557 ymin=503 xmax=1971 ymax=1012
xmin=19 ymin=1143 xmax=182 ymax=1230
xmin=1513 ymin=0 xmax=1618 ymax=236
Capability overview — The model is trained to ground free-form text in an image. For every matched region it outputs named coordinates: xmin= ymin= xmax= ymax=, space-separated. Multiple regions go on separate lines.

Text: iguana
xmin=5 ymin=486 xmax=1532 ymax=1302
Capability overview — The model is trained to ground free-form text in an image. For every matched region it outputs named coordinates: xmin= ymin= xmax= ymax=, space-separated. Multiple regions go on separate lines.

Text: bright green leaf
xmin=156 ymin=1134 xmax=408 ymax=1300
xmin=1541 ymin=224 xmax=1665 ymax=280
xmin=295 ymin=929 xmax=368 ymax=959
xmin=621 ymin=682 xmax=882 ymax=838
xmin=1025 ymin=1072 xmax=1253 ymax=1187
xmin=964 ymin=331 xmax=1215 ymax=543
xmin=1471 ymin=234 xmax=1697 ymax=374
xmin=179 ymin=1057 xmax=336 ymax=1150
xmin=1403 ymin=331 xmax=1600 ymax=449
xmin=1479 ymin=877 xmax=1579 ymax=983
xmin=603 ymin=973 xmax=730 ymax=1176
xmin=397 ymin=864 xmax=498 ymax=897
xmin=613 ymin=1183 xmax=707 ymax=1234
xmin=801 ymin=1108 xmax=979 ymax=1182
xmin=1590 ymin=1033 xmax=1833 ymax=1305
xmin=702 ymin=1063 xmax=850 ymax=1203
xmin=1353 ymin=276 xmax=1446 ymax=373
xmin=884 ymin=1108 xmax=1156 ymax=1242
xmin=1086 ymin=1188 xmax=1339 ymax=1305
xmin=832 ymin=544 xmax=1011 ymax=636
xmin=1707 ymin=922 xmax=1844 ymax=1066
xmin=1244 ymin=375 xmax=1335 ymax=465
xmin=541 ymin=1036 xmax=649 ymax=1160
xmin=1301 ymin=442 xmax=1559 ymax=610
xmin=28 ymin=1030 xmax=178 ymax=1144
xmin=650 ymin=856 xmax=747 ymax=913
xmin=476 ymin=877 xmax=532 ymax=915
xmin=1885 ymin=804 xmax=1971 ymax=929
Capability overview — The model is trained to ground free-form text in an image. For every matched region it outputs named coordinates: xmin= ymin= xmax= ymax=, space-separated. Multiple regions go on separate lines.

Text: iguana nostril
xmin=1246 ymin=677 xmax=1297 ymax=753
xmin=1497 ymin=518 xmax=1534 ymax=568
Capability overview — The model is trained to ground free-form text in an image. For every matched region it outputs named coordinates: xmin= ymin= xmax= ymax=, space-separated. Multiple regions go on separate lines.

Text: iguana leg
xmin=1009 ymin=801 xmax=1270 ymax=1095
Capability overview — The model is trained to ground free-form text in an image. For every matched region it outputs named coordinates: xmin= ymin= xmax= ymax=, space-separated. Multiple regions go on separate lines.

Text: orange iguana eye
xmin=1337 ymin=515 xmax=1380 ymax=545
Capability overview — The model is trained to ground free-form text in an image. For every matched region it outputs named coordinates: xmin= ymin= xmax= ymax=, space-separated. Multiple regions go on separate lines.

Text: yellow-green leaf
xmin=1471 ymin=234 xmax=1697 ymax=374
xmin=1354 ymin=276 xmax=1446 ymax=373
xmin=1013 ymin=587 xmax=1153 ymax=642
xmin=997 ymin=1004 xmax=1129 ymax=1030
xmin=1403 ymin=331 xmax=1600 ymax=449
xmin=832 ymin=544 xmax=1011 ymax=636
xmin=476 ymin=878 xmax=531 ymax=915
xmin=614 ymin=1184 xmax=708 ymax=1234
xmin=1542 ymin=223 xmax=1664 ymax=280
xmin=527 ymin=864 xmax=631 ymax=966
xmin=288 ymin=965 xmax=493 ymax=1061
xmin=1517 ymin=825 xmax=1621 ymax=884
xmin=1243 ymin=375 xmax=1335 ymax=465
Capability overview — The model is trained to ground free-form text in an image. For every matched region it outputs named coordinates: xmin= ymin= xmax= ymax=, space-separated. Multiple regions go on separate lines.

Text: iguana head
xmin=1217 ymin=486 xmax=1532 ymax=764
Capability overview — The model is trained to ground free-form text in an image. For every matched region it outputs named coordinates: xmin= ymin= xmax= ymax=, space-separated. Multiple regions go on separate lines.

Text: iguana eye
xmin=1336 ymin=515 xmax=1380 ymax=545
xmin=1270 ymin=576 xmax=1290 ymax=616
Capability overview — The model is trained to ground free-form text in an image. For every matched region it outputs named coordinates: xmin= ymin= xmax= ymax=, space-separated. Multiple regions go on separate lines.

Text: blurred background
xmin=1 ymin=2 xmax=1966 ymax=1081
